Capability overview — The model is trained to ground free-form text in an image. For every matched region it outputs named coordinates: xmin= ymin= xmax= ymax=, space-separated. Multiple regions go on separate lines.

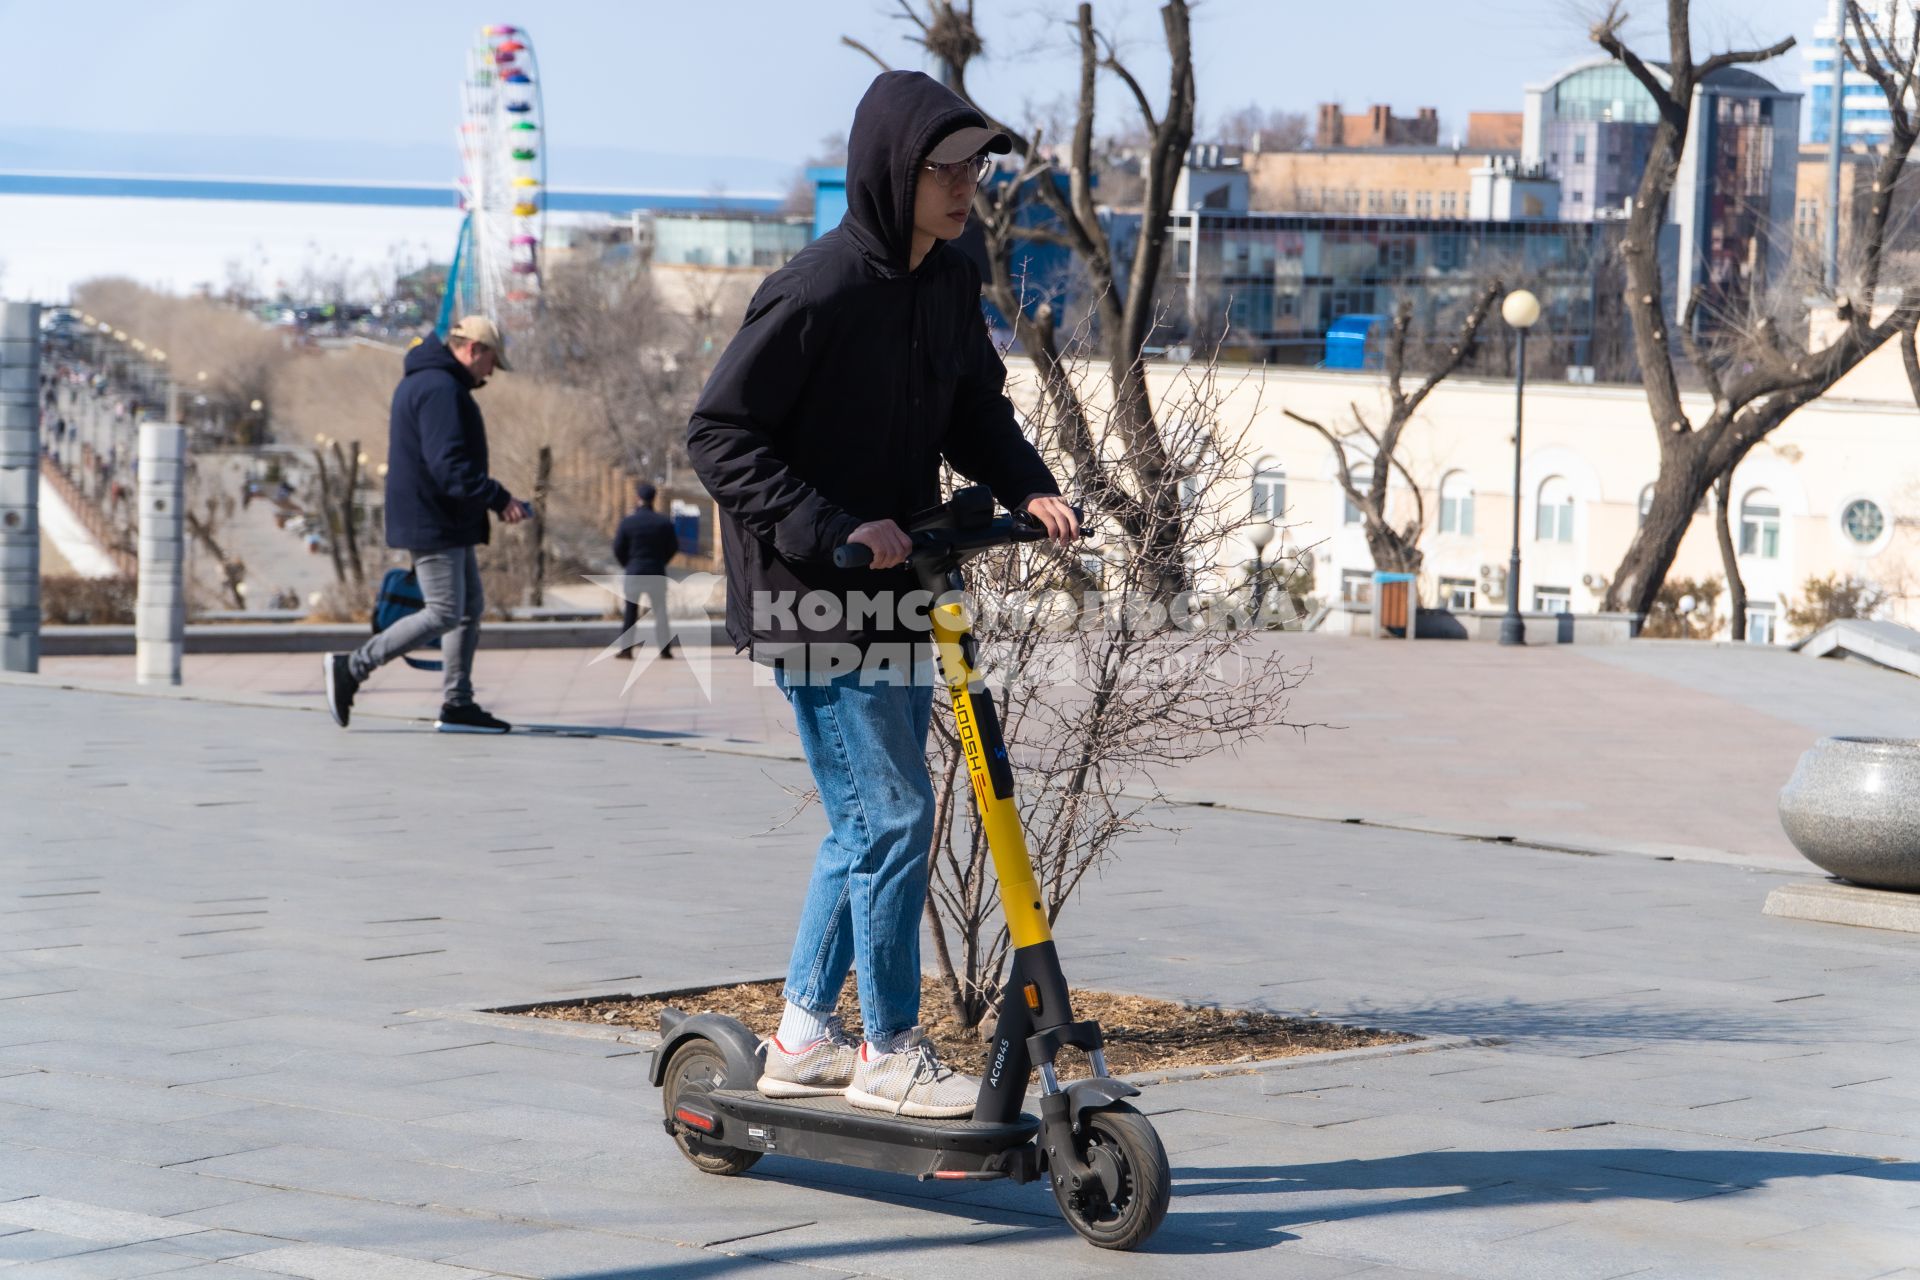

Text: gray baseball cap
xmin=926 ymin=124 xmax=1011 ymax=165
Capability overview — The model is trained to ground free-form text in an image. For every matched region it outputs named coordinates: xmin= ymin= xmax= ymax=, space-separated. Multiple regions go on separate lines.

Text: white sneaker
xmin=756 ymin=1013 xmax=860 ymax=1098
xmin=845 ymin=1030 xmax=978 ymax=1119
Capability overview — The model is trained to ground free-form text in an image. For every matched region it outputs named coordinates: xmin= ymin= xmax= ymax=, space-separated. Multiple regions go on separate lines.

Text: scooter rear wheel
xmin=1051 ymin=1102 xmax=1170 ymax=1250
xmin=662 ymin=1039 xmax=760 ymax=1176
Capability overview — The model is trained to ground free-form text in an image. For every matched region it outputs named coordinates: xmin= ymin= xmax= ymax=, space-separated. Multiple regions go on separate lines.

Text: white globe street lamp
xmin=1499 ymin=289 xmax=1541 ymax=647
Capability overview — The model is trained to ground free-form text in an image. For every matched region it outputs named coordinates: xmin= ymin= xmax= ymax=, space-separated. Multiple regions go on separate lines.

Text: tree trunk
xmin=1608 ymin=432 xmax=1707 ymax=619
xmin=311 ymin=447 xmax=349 ymax=586
xmin=339 ymin=441 xmax=364 ymax=586
xmin=529 ymin=445 xmax=552 ymax=606
xmin=1714 ymin=470 xmax=1746 ymax=641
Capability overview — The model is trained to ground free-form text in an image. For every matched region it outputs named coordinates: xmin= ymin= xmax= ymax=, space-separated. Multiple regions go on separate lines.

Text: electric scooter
xmin=650 ymin=485 xmax=1171 ymax=1251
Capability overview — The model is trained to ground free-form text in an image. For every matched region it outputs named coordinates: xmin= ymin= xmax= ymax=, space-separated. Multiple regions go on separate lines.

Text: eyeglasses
xmin=922 ymin=154 xmax=993 ymax=188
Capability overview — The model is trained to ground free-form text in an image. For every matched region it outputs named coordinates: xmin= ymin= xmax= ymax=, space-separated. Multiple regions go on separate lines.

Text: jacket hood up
xmin=404 ymin=334 xmax=475 ymax=387
xmin=844 ymin=70 xmax=995 ymax=275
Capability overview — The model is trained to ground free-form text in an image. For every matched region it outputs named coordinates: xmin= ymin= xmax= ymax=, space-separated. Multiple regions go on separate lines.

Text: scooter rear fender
xmin=648 ymin=1008 xmax=763 ymax=1089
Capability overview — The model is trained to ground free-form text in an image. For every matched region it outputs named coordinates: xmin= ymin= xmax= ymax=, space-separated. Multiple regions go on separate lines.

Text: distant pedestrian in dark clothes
xmin=611 ymin=481 xmax=679 ymax=659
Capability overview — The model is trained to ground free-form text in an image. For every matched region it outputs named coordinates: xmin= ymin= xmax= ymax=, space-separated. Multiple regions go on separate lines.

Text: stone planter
xmin=1778 ymin=737 xmax=1920 ymax=892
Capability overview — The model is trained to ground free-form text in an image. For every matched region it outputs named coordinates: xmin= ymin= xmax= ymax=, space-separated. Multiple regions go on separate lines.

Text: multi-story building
xmin=1139 ymin=152 xmax=1619 ymax=369
xmin=1314 ymin=103 xmax=1440 ymax=148
xmin=1002 ymin=343 xmax=1920 ymax=644
xmin=1802 ymin=0 xmax=1909 ymax=148
xmin=1523 ymin=58 xmax=1801 ymax=327
xmin=1244 ymin=147 xmax=1503 ymax=218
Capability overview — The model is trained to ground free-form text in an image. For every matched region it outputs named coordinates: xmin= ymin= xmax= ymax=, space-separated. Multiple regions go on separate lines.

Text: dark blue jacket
xmin=613 ymin=506 xmax=679 ymax=574
xmin=383 ymin=336 xmax=512 ymax=551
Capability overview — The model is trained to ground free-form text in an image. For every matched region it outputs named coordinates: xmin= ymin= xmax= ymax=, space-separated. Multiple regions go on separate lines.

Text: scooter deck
xmin=708 ymin=1089 xmax=1039 ymax=1154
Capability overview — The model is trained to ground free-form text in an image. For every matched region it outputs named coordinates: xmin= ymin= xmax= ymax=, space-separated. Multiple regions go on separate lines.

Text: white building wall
xmin=1008 ymin=348 xmax=1920 ymax=643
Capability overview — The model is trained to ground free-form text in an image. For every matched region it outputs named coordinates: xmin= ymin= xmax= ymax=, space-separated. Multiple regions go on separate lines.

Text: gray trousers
xmin=620 ymin=576 xmax=673 ymax=653
xmin=350 ymin=546 xmax=483 ymax=707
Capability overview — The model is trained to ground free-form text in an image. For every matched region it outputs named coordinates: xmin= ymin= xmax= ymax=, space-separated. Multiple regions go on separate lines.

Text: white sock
xmin=776 ymin=1002 xmax=830 ymax=1050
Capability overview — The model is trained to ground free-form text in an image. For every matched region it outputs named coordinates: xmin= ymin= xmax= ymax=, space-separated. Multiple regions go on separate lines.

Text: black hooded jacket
xmin=686 ymin=71 xmax=1060 ymax=659
xmin=383 ymin=335 xmax=512 ymax=552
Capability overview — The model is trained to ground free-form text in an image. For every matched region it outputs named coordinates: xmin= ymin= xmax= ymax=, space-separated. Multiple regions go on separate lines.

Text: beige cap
xmin=447 ymin=315 xmax=511 ymax=370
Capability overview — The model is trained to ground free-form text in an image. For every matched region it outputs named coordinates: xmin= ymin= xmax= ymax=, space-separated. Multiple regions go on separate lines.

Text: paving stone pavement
xmin=3 ymin=677 xmax=1919 ymax=1278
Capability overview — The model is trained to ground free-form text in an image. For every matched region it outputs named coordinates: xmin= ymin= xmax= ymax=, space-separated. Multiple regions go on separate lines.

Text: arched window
xmin=1344 ymin=469 xmax=1372 ymax=525
xmin=1252 ymin=459 xmax=1286 ymax=520
xmin=1536 ymin=476 xmax=1575 ymax=543
xmin=1739 ymin=488 xmax=1780 ymax=559
xmin=1439 ymin=471 xmax=1474 ymax=535
xmin=1637 ymin=483 xmax=1656 ymax=527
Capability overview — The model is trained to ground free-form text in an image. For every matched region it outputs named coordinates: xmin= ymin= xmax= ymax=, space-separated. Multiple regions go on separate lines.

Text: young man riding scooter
xmin=687 ymin=70 xmax=1078 ymax=1118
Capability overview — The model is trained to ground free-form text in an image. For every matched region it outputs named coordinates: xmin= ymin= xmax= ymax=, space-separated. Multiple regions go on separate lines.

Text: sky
xmin=7 ymin=0 xmax=1827 ymax=191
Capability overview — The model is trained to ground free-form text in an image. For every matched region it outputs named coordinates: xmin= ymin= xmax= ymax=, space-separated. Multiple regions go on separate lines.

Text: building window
xmin=1441 ymin=577 xmax=1476 ymax=611
xmin=1573 ymin=134 xmax=1588 ymax=164
xmin=1345 ymin=188 xmax=1362 ymax=211
xmin=1739 ymin=489 xmax=1780 ymax=559
xmin=1536 ymin=476 xmax=1575 ymax=543
xmin=1534 ymin=587 xmax=1572 ymax=614
xmin=1344 ymin=469 xmax=1372 ymax=525
xmin=1438 ymin=471 xmax=1474 ymax=535
xmin=1842 ymin=498 xmax=1886 ymax=545
xmin=1569 ymin=190 xmax=1584 ymax=204
xmin=1341 ymin=569 xmax=1374 ymax=604
xmin=1252 ymin=460 xmax=1286 ymax=520
xmin=1175 ymin=238 xmax=1191 ymax=273
xmin=1439 ymin=191 xmax=1457 ymax=216
xmin=1746 ymin=602 xmax=1777 ymax=645
xmin=1366 ymin=189 xmax=1384 ymax=213
xmin=1390 ymin=190 xmax=1408 ymax=214
xmin=1415 ymin=191 xmax=1433 ymax=216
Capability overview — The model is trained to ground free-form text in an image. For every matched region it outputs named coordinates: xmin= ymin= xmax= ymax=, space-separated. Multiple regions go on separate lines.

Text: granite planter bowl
xmin=1778 ymin=737 xmax=1920 ymax=892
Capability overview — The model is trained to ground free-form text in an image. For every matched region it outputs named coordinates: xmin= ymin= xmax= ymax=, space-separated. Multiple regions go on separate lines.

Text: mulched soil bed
xmin=518 ymin=976 xmax=1414 ymax=1076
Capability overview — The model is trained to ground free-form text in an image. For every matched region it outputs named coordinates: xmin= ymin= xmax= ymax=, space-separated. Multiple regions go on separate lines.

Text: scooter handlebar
xmin=832 ymin=506 xmax=1084 ymax=569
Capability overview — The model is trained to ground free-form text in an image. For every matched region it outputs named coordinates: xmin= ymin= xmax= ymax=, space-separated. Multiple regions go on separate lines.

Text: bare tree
xmin=1282 ymin=285 xmax=1503 ymax=577
xmin=1212 ymin=103 xmax=1308 ymax=151
xmin=849 ymin=0 xmax=1197 ymax=598
xmin=923 ymin=344 xmax=1310 ymax=1035
xmin=1592 ymin=0 xmax=1920 ymax=618
xmin=310 ymin=438 xmax=366 ymax=586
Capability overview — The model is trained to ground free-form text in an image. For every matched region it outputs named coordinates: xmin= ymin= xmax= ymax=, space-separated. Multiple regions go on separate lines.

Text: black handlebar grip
xmin=834 ymin=542 xmax=875 ymax=569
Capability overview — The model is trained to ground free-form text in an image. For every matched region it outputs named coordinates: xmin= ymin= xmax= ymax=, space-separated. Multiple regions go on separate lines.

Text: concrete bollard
xmin=0 ymin=301 xmax=39 ymax=674
xmin=136 ymin=422 xmax=186 ymax=685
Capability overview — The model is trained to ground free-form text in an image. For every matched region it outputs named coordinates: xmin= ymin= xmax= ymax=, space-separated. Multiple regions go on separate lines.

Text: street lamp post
xmin=1499 ymin=289 xmax=1541 ymax=647
xmin=1247 ymin=520 xmax=1276 ymax=625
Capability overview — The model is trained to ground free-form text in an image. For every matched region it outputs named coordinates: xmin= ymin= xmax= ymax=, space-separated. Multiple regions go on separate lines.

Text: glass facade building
xmin=1155 ymin=212 xmax=1614 ymax=368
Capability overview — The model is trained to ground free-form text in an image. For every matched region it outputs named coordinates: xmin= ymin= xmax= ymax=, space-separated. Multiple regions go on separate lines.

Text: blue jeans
xmin=776 ymin=666 xmax=937 ymax=1043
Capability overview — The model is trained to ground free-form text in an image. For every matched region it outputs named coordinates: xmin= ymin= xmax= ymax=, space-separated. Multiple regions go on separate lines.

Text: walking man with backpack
xmin=324 ymin=316 xmax=531 ymax=734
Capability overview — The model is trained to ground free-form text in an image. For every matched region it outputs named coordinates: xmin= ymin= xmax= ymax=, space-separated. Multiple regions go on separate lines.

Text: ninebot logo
xmin=584 ymin=573 xmax=720 ymax=700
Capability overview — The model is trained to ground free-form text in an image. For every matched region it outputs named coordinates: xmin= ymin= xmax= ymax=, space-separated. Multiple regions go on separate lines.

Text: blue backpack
xmin=372 ymin=567 xmax=443 ymax=671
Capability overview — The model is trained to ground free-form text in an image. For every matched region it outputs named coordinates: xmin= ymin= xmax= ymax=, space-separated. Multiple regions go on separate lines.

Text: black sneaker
xmin=324 ymin=654 xmax=358 ymax=728
xmin=435 ymin=703 xmax=511 ymax=734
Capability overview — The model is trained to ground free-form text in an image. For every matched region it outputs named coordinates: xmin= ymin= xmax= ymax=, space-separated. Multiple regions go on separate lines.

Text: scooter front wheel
xmin=1051 ymin=1101 xmax=1170 ymax=1250
xmin=662 ymin=1038 xmax=760 ymax=1176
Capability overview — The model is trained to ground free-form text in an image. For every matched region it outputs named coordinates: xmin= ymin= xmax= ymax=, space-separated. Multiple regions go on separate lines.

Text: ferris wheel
xmin=444 ymin=24 xmax=545 ymax=337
